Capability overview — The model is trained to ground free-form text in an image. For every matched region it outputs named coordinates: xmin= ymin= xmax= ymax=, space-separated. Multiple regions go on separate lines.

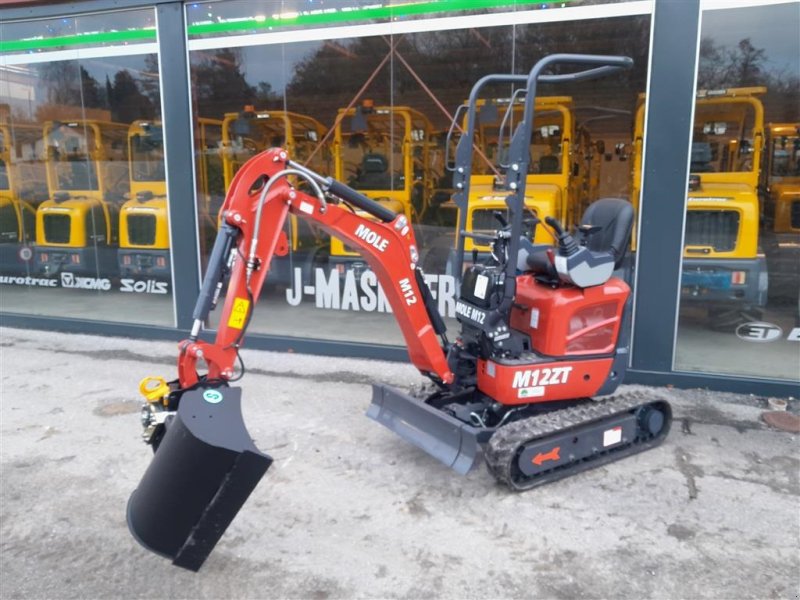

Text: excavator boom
xmin=177 ymin=149 xmax=452 ymax=389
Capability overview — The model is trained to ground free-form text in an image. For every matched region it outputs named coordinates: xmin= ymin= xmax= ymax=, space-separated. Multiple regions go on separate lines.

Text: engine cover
xmin=510 ymin=274 xmax=630 ymax=357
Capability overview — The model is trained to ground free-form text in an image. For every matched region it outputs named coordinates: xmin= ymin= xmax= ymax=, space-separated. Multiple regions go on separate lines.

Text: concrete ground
xmin=0 ymin=326 xmax=798 ymax=599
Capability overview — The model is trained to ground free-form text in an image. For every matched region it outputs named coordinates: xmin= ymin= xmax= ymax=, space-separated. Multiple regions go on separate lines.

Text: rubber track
xmin=484 ymin=391 xmax=669 ymax=491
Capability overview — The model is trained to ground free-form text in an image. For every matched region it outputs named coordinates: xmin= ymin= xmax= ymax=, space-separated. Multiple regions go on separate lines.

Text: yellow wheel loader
xmin=761 ymin=123 xmax=800 ymax=311
xmin=0 ymin=122 xmax=47 ymax=275
xmin=221 ymin=107 xmax=329 ymax=287
xmin=326 ymin=102 xmax=435 ymax=278
xmin=34 ymin=120 xmax=129 ymax=279
xmin=117 ymin=121 xmax=169 ymax=280
xmin=679 ymin=88 xmax=768 ymax=330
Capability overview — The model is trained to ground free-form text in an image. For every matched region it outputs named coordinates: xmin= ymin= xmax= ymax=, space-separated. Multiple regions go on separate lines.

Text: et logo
xmin=735 ymin=322 xmax=782 ymax=343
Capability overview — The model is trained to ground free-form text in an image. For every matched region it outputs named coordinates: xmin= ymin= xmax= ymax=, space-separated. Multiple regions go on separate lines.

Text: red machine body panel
xmin=510 ymin=274 xmax=630 ymax=357
xmin=477 ymin=356 xmax=614 ymax=405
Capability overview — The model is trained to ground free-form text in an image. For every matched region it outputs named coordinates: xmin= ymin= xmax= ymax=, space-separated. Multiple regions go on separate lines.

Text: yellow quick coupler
xmin=138 ymin=376 xmax=170 ymax=405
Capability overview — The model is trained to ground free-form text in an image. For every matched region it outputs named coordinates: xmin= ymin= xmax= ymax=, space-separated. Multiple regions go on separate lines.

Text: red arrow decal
xmin=532 ymin=446 xmax=561 ymax=466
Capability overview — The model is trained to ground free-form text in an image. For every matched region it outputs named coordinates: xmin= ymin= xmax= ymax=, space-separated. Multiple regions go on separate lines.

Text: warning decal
xmin=227 ymin=297 xmax=250 ymax=329
xmin=603 ymin=426 xmax=622 ymax=447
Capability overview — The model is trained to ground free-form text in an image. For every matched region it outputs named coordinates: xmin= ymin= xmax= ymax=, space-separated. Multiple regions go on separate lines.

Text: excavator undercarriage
xmin=369 ymin=384 xmax=671 ymax=490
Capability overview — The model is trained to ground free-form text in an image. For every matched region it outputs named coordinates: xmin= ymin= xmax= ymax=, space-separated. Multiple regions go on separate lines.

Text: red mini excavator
xmin=127 ymin=54 xmax=671 ymax=571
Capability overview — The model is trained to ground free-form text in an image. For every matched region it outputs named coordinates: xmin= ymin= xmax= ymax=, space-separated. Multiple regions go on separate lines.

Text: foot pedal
xmin=127 ymin=386 xmax=271 ymax=571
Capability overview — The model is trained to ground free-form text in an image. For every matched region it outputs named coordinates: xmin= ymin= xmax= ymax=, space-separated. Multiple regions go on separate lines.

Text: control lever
xmin=544 ymin=216 xmax=579 ymax=257
xmin=544 ymin=216 xmax=615 ymax=288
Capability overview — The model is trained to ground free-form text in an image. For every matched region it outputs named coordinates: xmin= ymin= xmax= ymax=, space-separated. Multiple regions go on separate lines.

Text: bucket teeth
xmin=367 ymin=383 xmax=481 ymax=475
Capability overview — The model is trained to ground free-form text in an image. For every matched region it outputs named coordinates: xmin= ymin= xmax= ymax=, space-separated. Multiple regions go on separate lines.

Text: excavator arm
xmin=178 ymin=147 xmax=453 ymax=389
xmin=128 ymin=147 xmax=454 ymax=571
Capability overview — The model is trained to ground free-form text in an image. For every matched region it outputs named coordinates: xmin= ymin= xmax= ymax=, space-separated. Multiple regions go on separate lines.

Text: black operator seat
xmin=579 ymin=197 xmax=634 ymax=270
xmin=522 ymin=197 xmax=634 ymax=279
xmin=538 ymin=154 xmax=560 ymax=174
xmin=355 ymin=152 xmax=392 ymax=189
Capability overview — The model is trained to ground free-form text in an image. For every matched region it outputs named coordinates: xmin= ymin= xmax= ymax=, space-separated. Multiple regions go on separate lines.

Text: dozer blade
xmin=127 ymin=386 xmax=271 ymax=571
xmin=367 ymin=383 xmax=483 ymax=475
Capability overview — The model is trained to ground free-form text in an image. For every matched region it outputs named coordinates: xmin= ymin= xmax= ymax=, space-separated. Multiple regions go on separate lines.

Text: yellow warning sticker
xmin=227 ymin=297 xmax=250 ymax=329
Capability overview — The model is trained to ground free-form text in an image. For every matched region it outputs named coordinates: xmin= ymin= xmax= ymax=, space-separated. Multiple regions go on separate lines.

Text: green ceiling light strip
xmin=188 ymin=0 xmax=566 ymax=37
xmin=2 ymin=28 xmax=156 ymax=53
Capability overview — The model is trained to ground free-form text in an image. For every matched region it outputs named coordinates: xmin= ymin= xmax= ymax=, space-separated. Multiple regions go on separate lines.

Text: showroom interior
xmin=0 ymin=0 xmax=798 ymax=396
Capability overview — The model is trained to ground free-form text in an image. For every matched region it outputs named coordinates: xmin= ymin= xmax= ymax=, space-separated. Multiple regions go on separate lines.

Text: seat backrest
xmin=362 ymin=153 xmax=388 ymax=174
xmin=580 ymin=197 xmax=634 ymax=269
xmin=690 ymin=142 xmax=714 ymax=172
xmin=538 ymin=155 xmax=560 ymax=174
xmin=354 ymin=153 xmax=392 ymax=189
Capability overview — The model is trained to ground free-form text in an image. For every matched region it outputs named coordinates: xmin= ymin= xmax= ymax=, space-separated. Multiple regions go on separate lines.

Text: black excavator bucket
xmin=367 ymin=384 xmax=485 ymax=475
xmin=127 ymin=386 xmax=271 ymax=571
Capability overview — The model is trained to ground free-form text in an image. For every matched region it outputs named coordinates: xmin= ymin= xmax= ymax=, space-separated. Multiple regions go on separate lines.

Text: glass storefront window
xmin=674 ymin=1 xmax=800 ymax=381
xmin=188 ymin=1 xmax=653 ymax=345
xmin=0 ymin=8 xmax=174 ymax=326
